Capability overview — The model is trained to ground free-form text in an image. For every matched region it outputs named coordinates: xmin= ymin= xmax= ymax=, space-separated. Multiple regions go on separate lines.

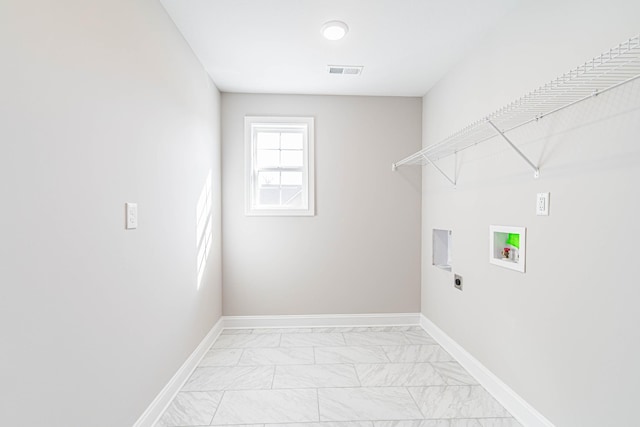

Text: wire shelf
xmin=392 ymin=35 xmax=640 ymax=176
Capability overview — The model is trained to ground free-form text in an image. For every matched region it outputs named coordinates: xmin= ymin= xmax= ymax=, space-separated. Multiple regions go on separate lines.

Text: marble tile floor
xmin=154 ymin=327 xmax=522 ymax=427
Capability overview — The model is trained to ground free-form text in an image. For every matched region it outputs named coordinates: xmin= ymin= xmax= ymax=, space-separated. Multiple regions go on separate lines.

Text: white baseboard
xmin=132 ymin=317 xmax=224 ymax=427
xmin=420 ymin=315 xmax=554 ymax=427
xmin=223 ymin=313 xmax=421 ymax=329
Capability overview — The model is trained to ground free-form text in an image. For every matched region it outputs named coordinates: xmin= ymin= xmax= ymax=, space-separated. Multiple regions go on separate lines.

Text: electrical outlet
xmin=536 ymin=192 xmax=549 ymax=216
xmin=126 ymin=203 xmax=138 ymax=229
xmin=454 ymin=274 xmax=463 ymax=291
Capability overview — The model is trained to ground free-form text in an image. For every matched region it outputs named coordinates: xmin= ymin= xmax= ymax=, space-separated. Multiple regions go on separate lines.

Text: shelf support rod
xmin=422 ymin=155 xmax=456 ymax=187
xmin=486 ymin=119 xmax=540 ymax=178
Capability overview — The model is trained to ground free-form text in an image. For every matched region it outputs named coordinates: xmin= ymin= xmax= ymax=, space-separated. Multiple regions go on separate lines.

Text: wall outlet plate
xmin=536 ymin=192 xmax=550 ymax=216
xmin=454 ymin=274 xmax=463 ymax=291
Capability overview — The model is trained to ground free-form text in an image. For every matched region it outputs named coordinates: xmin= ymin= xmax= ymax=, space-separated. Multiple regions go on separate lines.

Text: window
xmin=245 ymin=116 xmax=315 ymax=216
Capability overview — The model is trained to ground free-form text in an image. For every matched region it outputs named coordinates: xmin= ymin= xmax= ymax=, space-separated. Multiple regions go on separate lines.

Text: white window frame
xmin=244 ymin=116 xmax=315 ymax=216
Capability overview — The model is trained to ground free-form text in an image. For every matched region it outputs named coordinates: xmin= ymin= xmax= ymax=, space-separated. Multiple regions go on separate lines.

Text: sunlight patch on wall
xmin=196 ymin=170 xmax=213 ymax=289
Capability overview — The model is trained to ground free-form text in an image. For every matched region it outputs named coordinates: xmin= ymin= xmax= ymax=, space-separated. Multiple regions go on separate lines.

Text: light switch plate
xmin=536 ymin=193 xmax=549 ymax=216
xmin=126 ymin=203 xmax=138 ymax=229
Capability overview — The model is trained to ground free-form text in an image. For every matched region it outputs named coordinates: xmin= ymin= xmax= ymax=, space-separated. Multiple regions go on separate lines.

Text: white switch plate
xmin=536 ymin=193 xmax=549 ymax=216
xmin=126 ymin=203 xmax=138 ymax=229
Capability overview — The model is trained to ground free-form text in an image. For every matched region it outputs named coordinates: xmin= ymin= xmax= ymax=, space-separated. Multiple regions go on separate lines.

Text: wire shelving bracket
xmin=423 ymin=153 xmax=456 ymax=187
xmin=486 ymin=119 xmax=540 ymax=178
xmin=392 ymin=35 xmax=640 ymax=184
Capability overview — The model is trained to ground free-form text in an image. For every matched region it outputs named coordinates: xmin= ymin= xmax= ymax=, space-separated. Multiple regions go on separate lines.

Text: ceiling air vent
xmin=327 ymin=65 xmax=363 ymax=76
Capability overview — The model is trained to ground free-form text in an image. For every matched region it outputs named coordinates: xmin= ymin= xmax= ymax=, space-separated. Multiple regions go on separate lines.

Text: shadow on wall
xmin=396 ymin=164 xmax=422 ymax=193
xmin=196 ymin=170 xmax=213 ymax=289
xmin=535 ymin=80 xmax=640 ymax=169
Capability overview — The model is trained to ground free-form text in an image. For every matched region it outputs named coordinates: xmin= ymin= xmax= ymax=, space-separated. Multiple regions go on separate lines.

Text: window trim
xmin=244 ymin=116 xmax=315 ymax=216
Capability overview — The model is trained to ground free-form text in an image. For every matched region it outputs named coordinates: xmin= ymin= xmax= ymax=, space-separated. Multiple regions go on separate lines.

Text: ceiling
xmin=160 ymin=0 xmax=522 ymax=97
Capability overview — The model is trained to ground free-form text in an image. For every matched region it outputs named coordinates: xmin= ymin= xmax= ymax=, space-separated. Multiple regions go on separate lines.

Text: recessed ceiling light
xmin=321 ymin=21 xmax=349 ymax=41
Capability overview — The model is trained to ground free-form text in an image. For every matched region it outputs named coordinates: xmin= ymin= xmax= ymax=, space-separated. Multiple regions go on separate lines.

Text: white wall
xmin=222 ymin=94 xmax=422 ymax=315
xmin=0 ymin=1 xmax=222 ymax=426
xmin=420 ymin=1 xmax=640 ymax=425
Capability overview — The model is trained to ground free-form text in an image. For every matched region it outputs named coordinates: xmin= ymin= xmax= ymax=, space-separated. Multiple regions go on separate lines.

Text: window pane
xmin=256 ymin=132 xmax=279 ymax=149
xmin=259 ymin=188 xmax=281 ymax=205
xmin=256 ymin=149 xmax=280 ymax=168
xmin=281 ymin=187 xmax=302 ymax=207
xmin=281 ymin=150 xmax=303 ymax=167
xmin=257 ymin=171 xmax=280 ymax=206
xmin=281 ymin=132 xmax=303 ymax=150
xmin=257 ymin=171 xmax=280 ymax=186
xmin=281 ymin=171 xmax=302 ymax=186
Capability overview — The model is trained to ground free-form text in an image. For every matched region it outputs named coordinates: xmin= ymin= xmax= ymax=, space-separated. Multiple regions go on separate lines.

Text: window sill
xmin=245 ymin=208 xmax=315 ymax=217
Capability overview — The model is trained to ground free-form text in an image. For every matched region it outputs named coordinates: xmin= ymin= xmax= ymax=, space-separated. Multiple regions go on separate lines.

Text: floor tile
xmin=431 ymin=362 xmax=478 ymax=385
xmin=343 ymin=332 xmax=411 ymax=346
xmin=213 ymin=334 xmax=281 ymax=349
xmin=310 ymin=327 xmax=358 ymax=333
xmin=414 ymin=420 xmax=522 ymax=427
xmin=158 ymin=327 xmax=514 ymax=427
xmin=476 ymin=419 xmax=522 ymax=427
xmin=315 ymin=346 xmax=389 ymax=364
xmin=182 ymin=366 xmax=274 ymax=391
xmin=211 ymin=389 xmax=319 ymax=424
xmin=222 ymin=329 xmax=253 ymax=335
xmin=374 ymin=421 xmax=450 ymax=427
xmin=252 ymin=328 xmax=314 ymax=334
xmin=391 ymin=327 xmax=420 ymax=333
xmin=199 ymin=348 xmax=243 ymax=367
xmin=356 ymin=363 xmax=445 ymax=387
xmin=311 ymin=327 xmax=391 ymax=333
xmin=239 ymin=347 xmax=315 ymax=365
xmin=312 ymin=327 xmax=422 ymax=333
xmin=280 ymin=333 xmax=346 ymax=347
xmin=447 ymin=421 xmax=482 ymax=427
xmin=409 ymin=385 xmax=511 ymax=419
xmin=269 ymin=423 xmax=374 ymax=427
xmin=154 ymin=391 xmax=223 ymax=427
xmin=318 ymin=387 xmax=423 ymax=421
xmin=382 ymin=345 xmax=454 ymax=363
xmin=403 ymin=330 xmax=438 ymax=345
xmin=211 ymin=425 xmax=263 ymax=427
xmin=273 ymin=364 xmax=360 ymax=388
